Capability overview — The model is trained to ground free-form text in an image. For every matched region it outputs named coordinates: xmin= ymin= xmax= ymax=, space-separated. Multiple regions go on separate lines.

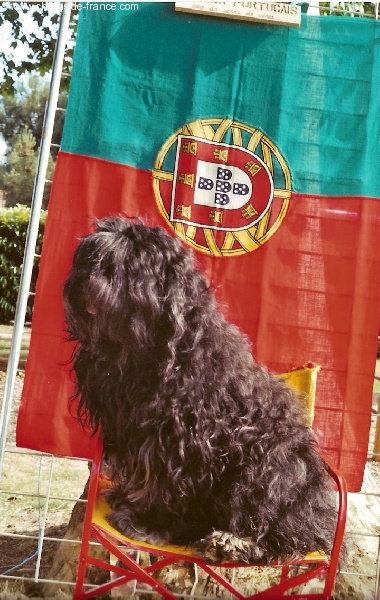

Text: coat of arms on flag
xmin=153 ymin=118 xmax=292 ymax=256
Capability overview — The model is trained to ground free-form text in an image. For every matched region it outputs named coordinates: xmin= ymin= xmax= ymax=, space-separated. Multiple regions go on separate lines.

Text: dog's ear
xmin=63 ymin=231 xmax=126 ymax=347
xmin=63 ymin=218 xmax=213 ymax=357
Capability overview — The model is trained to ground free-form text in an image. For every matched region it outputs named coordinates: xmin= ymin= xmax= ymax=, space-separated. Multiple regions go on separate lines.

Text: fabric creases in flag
xmin=16 ymin=3 xmax=380 ymax=492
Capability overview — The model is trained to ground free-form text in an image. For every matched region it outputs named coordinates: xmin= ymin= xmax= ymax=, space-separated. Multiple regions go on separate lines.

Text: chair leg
xmin=73 ymin=555 xmax=89 ymax=599
xmin=99 ymin=535 xmax=178 ymax=598
xmin=74 ymin=443 xmax=104 ymax=599
xmin=73 ymin=512 xmax=94 ymax=600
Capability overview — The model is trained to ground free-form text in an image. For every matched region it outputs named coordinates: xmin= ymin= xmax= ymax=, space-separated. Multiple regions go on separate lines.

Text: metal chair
xmin=74 ymin=364 xmax=347 ymax=599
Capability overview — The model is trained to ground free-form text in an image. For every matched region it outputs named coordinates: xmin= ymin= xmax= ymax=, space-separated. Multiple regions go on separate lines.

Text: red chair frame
xmin=74 ymin=440 xmax=347 ymax=599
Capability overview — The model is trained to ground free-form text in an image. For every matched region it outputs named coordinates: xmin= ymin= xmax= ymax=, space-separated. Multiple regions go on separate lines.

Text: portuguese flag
xmin=17 ymin=3 xmax=380 ymax=492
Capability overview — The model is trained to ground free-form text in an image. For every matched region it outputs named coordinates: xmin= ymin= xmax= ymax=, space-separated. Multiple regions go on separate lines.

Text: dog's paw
xmin=193 ymin=531 xmax=263 ymax=564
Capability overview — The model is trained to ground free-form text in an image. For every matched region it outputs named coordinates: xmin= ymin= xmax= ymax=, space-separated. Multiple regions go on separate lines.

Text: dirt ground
xmin=0 ymin=526 xmax=67 ymax=595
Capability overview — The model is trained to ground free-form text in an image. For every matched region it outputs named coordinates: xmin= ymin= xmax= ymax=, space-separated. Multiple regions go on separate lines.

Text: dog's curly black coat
xmin=63 ymin=216 xmax=337 ymax=564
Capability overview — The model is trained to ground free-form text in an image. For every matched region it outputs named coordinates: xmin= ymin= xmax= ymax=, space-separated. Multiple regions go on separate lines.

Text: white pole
xmin=0 ymin=2 xmax=73 ymax=477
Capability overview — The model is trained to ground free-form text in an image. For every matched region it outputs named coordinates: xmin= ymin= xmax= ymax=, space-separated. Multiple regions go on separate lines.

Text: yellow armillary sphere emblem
xmin=153 ymin=118 xmax=292 ymax=257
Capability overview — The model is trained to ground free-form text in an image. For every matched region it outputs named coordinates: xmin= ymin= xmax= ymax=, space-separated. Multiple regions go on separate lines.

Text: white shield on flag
xmin=167 ymin=132 xmax=276 ymax=233
xmin=194 ymin=161 xmax=252 ymax=210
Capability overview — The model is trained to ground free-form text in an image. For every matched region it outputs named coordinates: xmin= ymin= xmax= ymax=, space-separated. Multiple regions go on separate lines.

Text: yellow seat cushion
xmin=93 ymin=477 xmax=202 ymax=557
xmin=92 ymin=478 xmax=327 ymax=564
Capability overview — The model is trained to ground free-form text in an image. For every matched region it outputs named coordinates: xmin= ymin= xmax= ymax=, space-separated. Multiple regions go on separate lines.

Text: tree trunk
xmin=41 ymin=477 xmax=109 ymax=598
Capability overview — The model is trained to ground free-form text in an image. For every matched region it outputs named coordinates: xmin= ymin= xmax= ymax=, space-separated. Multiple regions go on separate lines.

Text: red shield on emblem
xmin=171 ymin=135 xmax=274 ymax=231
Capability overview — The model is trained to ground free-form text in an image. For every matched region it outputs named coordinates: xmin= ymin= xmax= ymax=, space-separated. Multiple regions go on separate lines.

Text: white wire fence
xmin=0 ymin=1 xmax=379 ymax=598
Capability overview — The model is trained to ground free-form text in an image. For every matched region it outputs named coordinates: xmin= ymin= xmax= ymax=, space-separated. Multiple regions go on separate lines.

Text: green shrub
xmin=0 ymin=205 xmax=46 ymax=324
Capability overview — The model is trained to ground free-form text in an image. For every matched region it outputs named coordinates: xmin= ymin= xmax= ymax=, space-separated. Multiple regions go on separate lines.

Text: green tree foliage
xmin=0 ymin=124 xmax=54 ymax=208
xmin=0 ymin=75 xmax=46 ymax=145
xmin=0 ymin=2 xmax=77 ymax=96
xmin=0 ymin=76 xmax=58 ymax=208
xmin=319 ymin=2 xmax=378 ymax=16
xmin=0 ymin=74 xmax=67 ymax=156
xmin=0 ymin=205 xmax=46 ymax=323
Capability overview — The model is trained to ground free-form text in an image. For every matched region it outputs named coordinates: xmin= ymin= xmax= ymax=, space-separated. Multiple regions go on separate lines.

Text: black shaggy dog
xmin=63 ymin=215 xmax=337 ymax=564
